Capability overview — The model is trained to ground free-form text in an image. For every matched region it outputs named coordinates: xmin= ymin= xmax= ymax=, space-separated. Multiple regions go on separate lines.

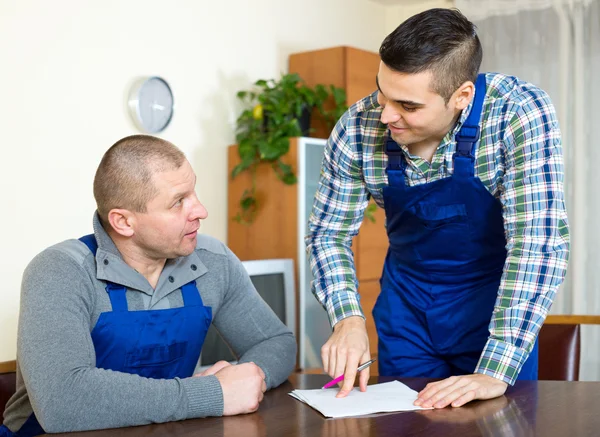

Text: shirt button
xmin=191 ymin=264 xmax=197 ymax=271
xmin=103 ymin=259 xmax=109 ymax=265
xmin=168 ymin=276 xmax=175 ymax=283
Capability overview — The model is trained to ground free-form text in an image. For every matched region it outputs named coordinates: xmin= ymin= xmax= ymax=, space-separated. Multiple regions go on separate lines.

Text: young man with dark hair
xmin=306 ymin=8 xmax=569 ymax=408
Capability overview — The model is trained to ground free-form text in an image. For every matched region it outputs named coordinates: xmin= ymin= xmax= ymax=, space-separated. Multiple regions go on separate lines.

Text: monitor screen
xmin=199 ymin=259 xmax=295 ymax=366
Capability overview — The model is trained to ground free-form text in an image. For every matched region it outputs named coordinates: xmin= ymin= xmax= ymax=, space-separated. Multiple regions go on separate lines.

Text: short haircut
xmin=93 ymin=135 xmax=186 ymax=225
xmin=379 ymin=8 xmax=483 ymax=103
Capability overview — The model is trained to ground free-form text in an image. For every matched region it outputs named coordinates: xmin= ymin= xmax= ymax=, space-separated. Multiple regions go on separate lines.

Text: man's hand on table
xmin=414 ymin=374 xmax=508 ymax=408
xmin=197 ymin=361 xmax=267 ymax=416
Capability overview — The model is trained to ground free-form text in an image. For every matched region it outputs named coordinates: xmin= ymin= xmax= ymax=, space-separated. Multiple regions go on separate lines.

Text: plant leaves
xmin=232 ymin=72 xmax=348 ymax=224
xmin=259 ymin=137 xmax=289 ymax=161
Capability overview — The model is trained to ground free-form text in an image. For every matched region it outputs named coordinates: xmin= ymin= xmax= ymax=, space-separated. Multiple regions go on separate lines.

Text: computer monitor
xmin=198 ymin=258 xmax=296 ymax=366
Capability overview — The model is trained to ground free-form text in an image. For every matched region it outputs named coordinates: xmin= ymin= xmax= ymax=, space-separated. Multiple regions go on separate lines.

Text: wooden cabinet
xmin=289 ymin=46 xmax=381 ymax=139
xmin=358 ymin=280 xmax=381 ymax=358
xmin=228 ymin=47 xmax=388 ymax=371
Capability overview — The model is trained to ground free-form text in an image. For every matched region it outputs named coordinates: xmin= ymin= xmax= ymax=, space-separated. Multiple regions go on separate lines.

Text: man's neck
xmin=406 ymin=139 xmax=442 ymax=163
xmin=407 ymin=113 xmax=462 ymax=163
xmin=119 ymin=248 xmax=166 ymax=290
xmin=109 ymin=232 xmax=166 ymax=289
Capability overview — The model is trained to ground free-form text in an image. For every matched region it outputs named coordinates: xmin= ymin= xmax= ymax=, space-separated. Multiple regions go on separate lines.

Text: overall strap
xmin=453 ymin=73 xmax=488 ymax=178
xmin=384 ymin=135 xmax=406 ymax=187
xmin=79 ymin=233 xmax=98 ymax=255
xmin=79 ymin=235 xmax=128 ymax=312
xmin=104 ymin=283 xmax=128 ymax=312
xmin=181 ymin=280 xmax=203 ymax=307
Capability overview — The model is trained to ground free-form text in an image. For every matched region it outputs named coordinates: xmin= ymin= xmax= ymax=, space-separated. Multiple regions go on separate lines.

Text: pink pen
xmin=322 ymin=359 xmax=377 ymax=389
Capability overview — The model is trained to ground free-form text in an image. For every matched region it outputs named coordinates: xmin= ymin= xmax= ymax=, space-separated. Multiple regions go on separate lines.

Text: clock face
xmin=130 ymin=77 xmax=174 ymax=133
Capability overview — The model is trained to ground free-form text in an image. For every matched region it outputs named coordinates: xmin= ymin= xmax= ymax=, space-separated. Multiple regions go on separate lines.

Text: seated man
xmin=0 ymin=135 xmax=297 ymax=436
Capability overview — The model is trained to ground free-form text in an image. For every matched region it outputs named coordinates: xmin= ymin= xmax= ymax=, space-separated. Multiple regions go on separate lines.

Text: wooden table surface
xmin=48 ymin=374 xmax=600 ymax=437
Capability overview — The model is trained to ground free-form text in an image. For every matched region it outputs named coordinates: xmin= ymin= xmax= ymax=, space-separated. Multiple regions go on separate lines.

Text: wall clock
xmin=128 ymin=76 xmax=174 ymax=133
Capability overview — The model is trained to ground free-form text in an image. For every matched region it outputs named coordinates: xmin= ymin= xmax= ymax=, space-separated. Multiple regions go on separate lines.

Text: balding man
xmin=1 ymin=135 xmax=296 ymax=436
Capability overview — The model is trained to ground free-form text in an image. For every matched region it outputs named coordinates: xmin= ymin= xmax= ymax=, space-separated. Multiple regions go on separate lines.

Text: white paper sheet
xmin=289 ymin=381 xmax=433 ymax=418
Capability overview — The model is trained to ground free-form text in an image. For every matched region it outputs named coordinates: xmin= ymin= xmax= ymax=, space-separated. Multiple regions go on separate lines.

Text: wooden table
xmin=48 ymin=374 xmax=600 ymax=437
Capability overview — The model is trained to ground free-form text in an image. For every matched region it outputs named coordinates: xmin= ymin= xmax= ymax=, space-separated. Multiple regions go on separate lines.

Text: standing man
xmin=1 ymin=135 xmax=296 ymax=436
xmin=306 ymin=8 xmax=569 ymax=408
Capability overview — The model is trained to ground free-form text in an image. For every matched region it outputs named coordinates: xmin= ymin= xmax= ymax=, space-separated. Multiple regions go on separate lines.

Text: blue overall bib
xmin=372 ymin=74 xmax=538 ymax=380
xmin=0 ymin=235 xmax=212 ymax=437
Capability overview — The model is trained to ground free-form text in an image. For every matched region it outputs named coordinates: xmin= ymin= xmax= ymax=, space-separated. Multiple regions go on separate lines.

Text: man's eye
xmin=403 ymin=106 xmax=417 ymax=112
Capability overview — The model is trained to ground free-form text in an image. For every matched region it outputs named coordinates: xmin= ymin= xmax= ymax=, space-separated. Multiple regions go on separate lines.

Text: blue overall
xmin=372 ymin=74 xmax=538 ymax=380
xmin=0 ymin=235 xmax=212 ymax=437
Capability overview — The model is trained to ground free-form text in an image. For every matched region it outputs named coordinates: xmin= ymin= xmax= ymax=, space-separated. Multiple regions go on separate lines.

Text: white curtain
xmin=456 ymin=0 xmax=600 ymax=380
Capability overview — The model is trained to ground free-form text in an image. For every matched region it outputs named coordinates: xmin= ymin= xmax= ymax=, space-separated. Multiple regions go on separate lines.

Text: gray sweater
xmin=2 ymin=215 xmax=296 ymax=433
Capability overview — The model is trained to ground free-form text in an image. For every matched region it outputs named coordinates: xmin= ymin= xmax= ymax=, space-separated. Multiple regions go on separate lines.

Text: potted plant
xmin=231 ymin=73 xmax=347 ymax=224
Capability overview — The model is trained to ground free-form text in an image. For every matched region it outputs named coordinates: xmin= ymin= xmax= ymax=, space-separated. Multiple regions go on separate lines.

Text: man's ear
xmin=453 ymin=81 xmax=475 ymax=111
xmin=107 ymin=209 xmax=135 ymax=237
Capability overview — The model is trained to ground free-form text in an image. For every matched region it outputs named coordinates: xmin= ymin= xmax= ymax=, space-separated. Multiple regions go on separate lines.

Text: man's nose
xmin=380 ymin=104 xmax=401 ymax=125
xmin=191 ymin=197 xmax=208 ymax=220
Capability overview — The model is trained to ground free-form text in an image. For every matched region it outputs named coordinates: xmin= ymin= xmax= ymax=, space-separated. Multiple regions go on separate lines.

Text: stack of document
xmin=289 ymin=381 xmax=433 ymax=418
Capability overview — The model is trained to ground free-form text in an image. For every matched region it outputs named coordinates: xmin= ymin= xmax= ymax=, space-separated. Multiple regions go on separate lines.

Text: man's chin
xmin=391 ymin=132 xmax=425 ymax=147
xmin=180 ymin=237 xmax=198 ymax=256
xmin=390 ymin=131 xmax=410 ymax=144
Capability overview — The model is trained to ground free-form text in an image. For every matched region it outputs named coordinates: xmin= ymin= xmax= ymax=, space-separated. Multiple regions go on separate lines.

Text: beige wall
xmin=384 ymin=0 xmax=455 ymax=35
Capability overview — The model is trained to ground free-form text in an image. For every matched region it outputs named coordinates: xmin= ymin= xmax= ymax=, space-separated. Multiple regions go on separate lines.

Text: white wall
xmin=0 ymin=0 xmax=390 ymax=361
xmin=384 ymin=0 xmax=454 ymax=34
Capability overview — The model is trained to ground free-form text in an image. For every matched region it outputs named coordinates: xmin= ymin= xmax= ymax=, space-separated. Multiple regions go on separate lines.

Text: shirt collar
xmin=91 ymin=212 xmax=208 ymax=297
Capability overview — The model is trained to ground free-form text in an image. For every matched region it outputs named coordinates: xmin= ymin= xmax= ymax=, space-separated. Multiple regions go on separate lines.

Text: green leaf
xmin=272 ymin=160 xmax=297 ymax=185
xmin=240 ymin=195 xmax=256 ymax=210
xmin=364 ymin=203 xmax=378 ymax=223
xmin=231 ymin=163 xmax=246 ymax=179
xmin=230 ymin=155 xmax=256 ymax=179
xmin=332 ymin=87 xmax=347 ymax=105
xmin=238 ymin=139 xmax=256 ymax=161
xmin=260 ymin=136 xmax=289 ymax=161
xmin=282 ymin=173 xmax=297 ymax=185
xmin=276 ymin=160 xmax=292 ymax=174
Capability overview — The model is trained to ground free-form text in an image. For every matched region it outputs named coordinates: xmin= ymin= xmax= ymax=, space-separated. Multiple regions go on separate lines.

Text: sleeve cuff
xmin=326 ymin=291 xmax=365 ymax=328
xmin=180 ymin=375 xmax=224 ymax=418
xmin=474 ymin=338 xmax=530 ymax=385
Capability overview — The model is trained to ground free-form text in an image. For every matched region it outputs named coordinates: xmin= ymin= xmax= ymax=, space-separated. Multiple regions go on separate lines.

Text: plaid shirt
xmin=305 ymin=72 xmax=570 ymax=385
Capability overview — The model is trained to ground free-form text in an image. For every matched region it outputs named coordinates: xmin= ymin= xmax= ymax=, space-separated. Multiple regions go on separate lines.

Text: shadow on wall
xmin=191 ymin=70 xmax=250 ymax=241
xmin=0 ymin=311 xmax=18 ymax=361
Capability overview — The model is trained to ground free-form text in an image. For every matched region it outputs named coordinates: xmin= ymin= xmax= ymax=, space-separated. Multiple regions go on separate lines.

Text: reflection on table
xmin=46 ymin=374 xmax=600 ymax=437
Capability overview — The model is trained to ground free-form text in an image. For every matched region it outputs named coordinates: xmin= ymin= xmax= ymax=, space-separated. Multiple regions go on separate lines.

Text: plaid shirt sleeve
xmin=305 ymin=114 xmax=371 ymax=327
xmin=475 ymin=89 xmax=570 ymax=385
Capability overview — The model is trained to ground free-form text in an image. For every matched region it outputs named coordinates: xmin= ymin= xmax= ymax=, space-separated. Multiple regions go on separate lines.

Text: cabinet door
xmin=346 ymin=48 xmax=380 ymax=105
xmin=356 ymin=202 xmax=388 ymax=281
xmin=359 ymin=279 xmax=381 ymax=375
